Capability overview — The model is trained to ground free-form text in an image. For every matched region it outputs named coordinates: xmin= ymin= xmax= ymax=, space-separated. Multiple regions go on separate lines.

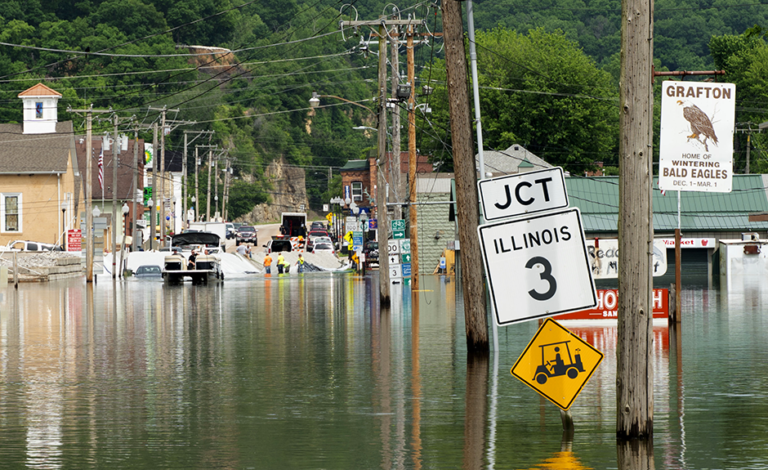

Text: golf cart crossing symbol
xmin=510 ymin=318 xmax=604 ymax=410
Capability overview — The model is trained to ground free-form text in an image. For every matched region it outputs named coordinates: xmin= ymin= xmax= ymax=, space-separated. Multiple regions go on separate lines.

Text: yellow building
xmin=0 ymin=83 xmax=82 ymax=247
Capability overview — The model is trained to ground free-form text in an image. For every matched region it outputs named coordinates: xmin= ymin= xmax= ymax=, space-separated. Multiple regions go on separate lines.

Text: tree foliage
xmin=421 ymin=27 xmax=619 ymax=174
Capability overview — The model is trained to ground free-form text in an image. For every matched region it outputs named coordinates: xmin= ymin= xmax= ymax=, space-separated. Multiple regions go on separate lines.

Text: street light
xmin=92 ymin=205 xmax=101 ymax=218
xmin=61 ymin=201 xmax=67 ymax=248
xmin=309 ymin=92 xmax=376 ymax=115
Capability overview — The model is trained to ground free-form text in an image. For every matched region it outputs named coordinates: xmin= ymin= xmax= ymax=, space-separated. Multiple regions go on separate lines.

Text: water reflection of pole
xmin=486 ymin=327 xmax=499 ymax=468
xmin=375 ymin=303 xmax=392 ymax=470
xmin=669 ymin=322 xmax=686 ymax=467
xmin=617 ymin=440 xmax=656 ymax=470
xmin=411 ymin=293 xmax=422 ymax=469
xmin=463 ymin=352 xmax=488 ymax=470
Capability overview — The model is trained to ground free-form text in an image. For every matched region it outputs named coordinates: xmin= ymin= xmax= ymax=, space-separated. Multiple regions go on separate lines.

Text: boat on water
xmin=162 ymin=231 xmax=224 ymax=284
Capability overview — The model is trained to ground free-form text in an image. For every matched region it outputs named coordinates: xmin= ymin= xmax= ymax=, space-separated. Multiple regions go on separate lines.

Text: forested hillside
xmin=0 ymin=0 xmax=766 ymax=214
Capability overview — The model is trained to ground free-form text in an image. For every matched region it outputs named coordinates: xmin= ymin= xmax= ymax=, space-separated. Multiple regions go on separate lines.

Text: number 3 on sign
xmin=525 ymin=256 xmax=556 ymax=301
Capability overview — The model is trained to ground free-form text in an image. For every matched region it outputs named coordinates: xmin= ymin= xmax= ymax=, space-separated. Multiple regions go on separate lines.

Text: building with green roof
xmin=566 ymin=174 xmax=768 ymax=237
xmin=565 ymin=174 xmax=768 ymax=287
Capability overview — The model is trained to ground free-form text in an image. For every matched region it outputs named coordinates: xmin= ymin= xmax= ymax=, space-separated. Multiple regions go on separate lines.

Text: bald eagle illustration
xmin=677 ymin=100 xmax=718 ymax=152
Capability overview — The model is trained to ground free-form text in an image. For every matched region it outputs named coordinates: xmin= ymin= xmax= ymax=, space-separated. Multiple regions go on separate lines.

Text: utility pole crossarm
xmin=341 ymin=19 xmax=424 ymax=27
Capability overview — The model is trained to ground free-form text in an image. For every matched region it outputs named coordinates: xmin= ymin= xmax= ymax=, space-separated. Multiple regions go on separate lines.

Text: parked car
xmin=310 ymin=221 xmax=326 ymax=231
xmin=312 ymin=242 xmax=335 ymax=254
xmin=236 ymin=225 xmax=258 ymax=244
xmin=307 ymin=230 xmax=330 ymax=251
xmin=0 ymin=240 xmax=63 ymax=252
xmin=134 ymin=265 xmax=163 ymax=278
xmin=363 ymin=241 xmax=379 ymax=268
xmin=264 ymin=238 xmax=293 ymax=253
xmin=225 ymin=222 xmax=236 ymax=239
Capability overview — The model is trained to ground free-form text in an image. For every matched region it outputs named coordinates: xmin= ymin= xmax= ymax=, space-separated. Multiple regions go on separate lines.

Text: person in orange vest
xmin=263 ymin=252 xmax=273 ymax=274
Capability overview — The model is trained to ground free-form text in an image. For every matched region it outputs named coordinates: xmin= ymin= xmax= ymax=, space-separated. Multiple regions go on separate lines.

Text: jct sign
xmin=658 ymin=80 xmax=735 ymax=193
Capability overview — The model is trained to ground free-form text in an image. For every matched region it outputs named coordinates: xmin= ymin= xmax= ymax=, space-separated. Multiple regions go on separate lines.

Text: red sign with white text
xmin=659 ymin=238 xmax=715 ymax=248
xmin=555 ymin=288 xmax=668 ymax=320
xmin=67 ymin=229 xmax=82 ymax=252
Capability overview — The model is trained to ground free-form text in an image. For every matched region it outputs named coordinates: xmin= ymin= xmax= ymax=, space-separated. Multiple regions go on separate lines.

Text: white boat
xmin=162 ymin=232 xmax=224 ymax=284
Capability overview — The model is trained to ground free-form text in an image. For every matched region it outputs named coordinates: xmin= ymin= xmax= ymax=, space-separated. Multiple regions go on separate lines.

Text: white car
xmin=0 ymin=240 xmax=63 ymax=252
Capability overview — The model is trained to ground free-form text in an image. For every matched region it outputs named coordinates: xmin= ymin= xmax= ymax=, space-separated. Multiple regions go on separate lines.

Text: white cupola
xmin=18 ymin=83 xmax=62 ymax=134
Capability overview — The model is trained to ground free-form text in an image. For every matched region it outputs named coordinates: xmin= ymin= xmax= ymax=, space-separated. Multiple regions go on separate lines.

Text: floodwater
xmin=0 ymin=274 xmax=766 ymax=469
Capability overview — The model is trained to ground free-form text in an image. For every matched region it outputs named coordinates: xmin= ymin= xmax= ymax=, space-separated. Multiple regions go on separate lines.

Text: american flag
xmin=98 ymin=148 xmax=104 ymax=192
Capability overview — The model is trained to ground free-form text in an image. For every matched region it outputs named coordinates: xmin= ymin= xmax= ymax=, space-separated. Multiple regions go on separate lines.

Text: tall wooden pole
xmin=442 ymin=0 xmax=488 ymax=351
xmin=86 ymin=110 xmax=94 ymax=281
xmin=617 ymin=0 xmax=654 ymax=439
xmin=132 ymin=126 xmax=138 ymax=251
xmin=377 ymin=23 xmax=391 ymax=305
xmin=195 ymin=146 xmax=200 ymax=222
xmin=206 ymin=149 xmax=212 ymax=221
xmin=159 ymin=109 xmax=166 ymax=246
xmin=111 ymin=114 xmax=119 ymax=278
xmin=407 ymin=26 xmax=419 ymax=289
xmin=183 ymin=132 xmax=188 ymax=229
xmin=391 ymin=26 xmax=402 ymax=222
xmin=150 ymin=123 xmax=158 ymax=250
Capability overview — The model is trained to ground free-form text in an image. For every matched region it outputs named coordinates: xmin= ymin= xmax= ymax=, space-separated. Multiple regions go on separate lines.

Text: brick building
xmin=339 ymin=151 xmax=433 ymax=217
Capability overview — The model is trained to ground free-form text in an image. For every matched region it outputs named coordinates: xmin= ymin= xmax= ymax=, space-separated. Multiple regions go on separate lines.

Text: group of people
xmin=263 ymin=252 xmax=304 ymax=274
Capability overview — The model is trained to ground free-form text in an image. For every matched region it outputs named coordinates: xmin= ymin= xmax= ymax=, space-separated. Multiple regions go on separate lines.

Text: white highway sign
xmin=658 ymin=80 xmax=735 ymax=193
xmin=478 ymin=208 xmax=597 ymax=325
xmin=478 ymin=167 xmax=568 ymax=221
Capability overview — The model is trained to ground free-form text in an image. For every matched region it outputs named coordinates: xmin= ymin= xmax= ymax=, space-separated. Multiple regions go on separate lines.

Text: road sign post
xmin=511 ymin=318 xmax=604 ymax=410
xmin=477 ymin=208 xmax=597 ymax=325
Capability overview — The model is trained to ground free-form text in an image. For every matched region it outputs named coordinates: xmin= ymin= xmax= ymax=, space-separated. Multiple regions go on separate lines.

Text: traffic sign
xmin=400 ymin=239 xmax=410 ymax=254
xmin=352 ymin=231 xmax=363 ymax=247
xmin=401 ymin=253 xmax=411 ymax=263
xmin=391 ymin=219 xmax=406 ymax=231
xmin=510 ymin=318 xmax=604 ymax=410
xmin=388 ymin=254 xmax=400 ymax=265
xmin=393 ymin=230 xmax=405 ymax=239
xmin=390 ymin=264 xmax=402 ymax=279
xmin=658 ymin=80 xmax=735 ymax=193
xmin=369 ymin=218 xmax=378 ymax=229
xmin=477 ymin=208 xmax=597 ymax=325
xmin=326 ymin=212 xmax=333 ymax=223
xmin=402 ymin=263 xmax=411 ymax=277
xmin=479 ymin=167 xmax=568 ymax=221
xmin=387 ymin=240 xmax=400 ymax=256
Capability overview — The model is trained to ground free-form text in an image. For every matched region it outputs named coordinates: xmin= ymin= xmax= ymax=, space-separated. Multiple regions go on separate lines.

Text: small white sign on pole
xmin=387 ymin=240 xmax=400 ymax=256
xmin=390 ymin=264 xmax=402 ymax=279
xmin=478 ymin=208 xmax=597 ymax=325
xmin=479 ymin=167 xmax=568 ymax=221
xmin=585 ymin=239 xmax=668 ymax=279
xmin=658 ymin=80 xmax=735 ymax=193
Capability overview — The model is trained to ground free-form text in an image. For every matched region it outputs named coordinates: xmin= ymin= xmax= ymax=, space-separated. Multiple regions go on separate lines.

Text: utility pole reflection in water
xmin=410 ymin=290 xmax=422 ymax=470
xmin=617 ymin=441 xmax=655 ymax=470
xmin=463 ymin=351 xmax=488 ymax=470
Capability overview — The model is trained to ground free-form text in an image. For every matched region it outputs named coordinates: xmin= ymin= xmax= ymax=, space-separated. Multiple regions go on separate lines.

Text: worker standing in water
xmin=277 ymin=253 xmax=285 ymax=274
xmin=263 ymin=253 xmax=273 ymax=274
xmin=297 ymin=254 xmax=305 ymax=273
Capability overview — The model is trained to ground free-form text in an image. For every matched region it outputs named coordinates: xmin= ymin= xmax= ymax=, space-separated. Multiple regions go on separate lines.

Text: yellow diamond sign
xmin=510 ymin=318 xmax=603 ymax=410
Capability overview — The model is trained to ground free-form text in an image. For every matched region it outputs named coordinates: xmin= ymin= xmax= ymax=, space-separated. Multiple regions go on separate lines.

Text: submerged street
xmin=0 ymin=274 xmax=766 ymax=469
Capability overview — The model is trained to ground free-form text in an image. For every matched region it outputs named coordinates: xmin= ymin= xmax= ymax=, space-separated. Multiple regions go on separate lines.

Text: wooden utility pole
xmin=407 ymin=25 xmax=419 ymax=289
xmin=195 ymin=146 xmax=200 ymax=221
xmin=617 ymin=0 xmax=654 ymax=439
xmin=150 ymin=123 xmax=158 ymax=250
xmin=132 ymin=125 xmax=139 ymax=252
xmin=68 ymin=105 xmax=111 ymax=280
xmin=111 ymin=114 xmax=119 ymax=278
xmin=184 ymin=131 xmax=211 ymax=227
xmin=442 ymin=0 xmax=488 ymax=350
xmin=341 ymin=17 xmax=423 ymax=305
xmin=377 ymin=23 xmax=391 ymax=305
xmin=391 ymin=26 xmax=402 ymax=222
